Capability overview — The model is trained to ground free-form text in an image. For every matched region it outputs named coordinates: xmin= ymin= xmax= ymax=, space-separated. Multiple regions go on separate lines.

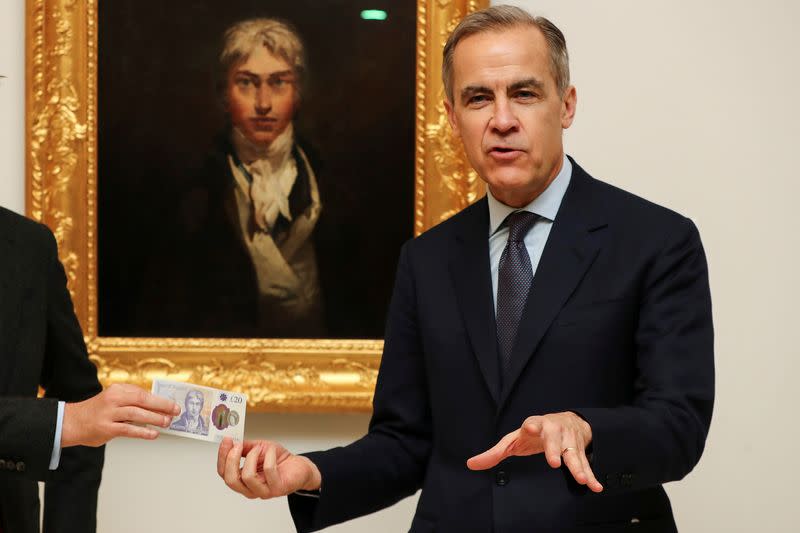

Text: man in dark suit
xmin=217 ymin=6 xmax=714 ymax=532
xmin=0 ymin=206 xmax=180 ymax=533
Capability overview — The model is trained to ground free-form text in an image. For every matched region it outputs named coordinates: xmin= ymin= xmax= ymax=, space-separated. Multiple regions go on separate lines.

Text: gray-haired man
xmin=217 ymin=6 xmax=714 ymax=532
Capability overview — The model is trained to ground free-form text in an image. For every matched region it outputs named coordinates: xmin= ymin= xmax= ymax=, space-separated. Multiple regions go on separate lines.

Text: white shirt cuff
xmin=49 ymin=400 xmax=65 ymax=470
xmin=294 ymin=489 xmax=321 ymax=498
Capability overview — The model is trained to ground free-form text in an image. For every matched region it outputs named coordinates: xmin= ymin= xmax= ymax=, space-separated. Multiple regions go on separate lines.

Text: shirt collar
xmin=487 ymin=153 xmax=572 ymax=236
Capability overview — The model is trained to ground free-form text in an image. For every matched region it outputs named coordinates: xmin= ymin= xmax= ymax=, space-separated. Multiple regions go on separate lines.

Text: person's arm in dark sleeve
xmin=574 ymin=217 xmax=715 ymax=492
xmin=289 ymin=241 xmax=432 ymax=532
xmin=36 ymin=226 xmax=105 ymax=533
xmin=0 ymin=396 xmax=60 ymax=479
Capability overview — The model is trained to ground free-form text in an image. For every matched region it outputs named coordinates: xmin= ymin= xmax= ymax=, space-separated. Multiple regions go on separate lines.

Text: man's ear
xmin=561 ymin=85 xmax=577 ymax=129
xmin=444 ymin=98 xmax=460 ymax=136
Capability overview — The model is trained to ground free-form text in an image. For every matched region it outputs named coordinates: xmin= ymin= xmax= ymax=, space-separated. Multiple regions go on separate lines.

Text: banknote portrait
xmin=170 ymin=389 xmax=210 ymax=436
xmin=97 ymin=0 xmax=416 ymax=339
xmin=156 ymin=384 xmax=213 ymax=437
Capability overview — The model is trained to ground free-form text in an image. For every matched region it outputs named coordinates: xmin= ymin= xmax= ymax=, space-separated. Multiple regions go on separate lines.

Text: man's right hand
xmin=217 ymin=437 xmax=322 ymax=499
xmin=61 ymin=383 xmax=180 ymax=447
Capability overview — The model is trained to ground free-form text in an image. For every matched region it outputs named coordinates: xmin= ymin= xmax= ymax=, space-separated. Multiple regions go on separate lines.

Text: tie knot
xmin=505 ymin=211 xmax=539 ymax=242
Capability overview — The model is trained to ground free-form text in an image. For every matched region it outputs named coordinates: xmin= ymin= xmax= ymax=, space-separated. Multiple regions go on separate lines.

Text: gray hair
xmin=442 ymin=5 xmax=570 ymax=102
xmin=218 ymin=18 xmax=306 ymax=100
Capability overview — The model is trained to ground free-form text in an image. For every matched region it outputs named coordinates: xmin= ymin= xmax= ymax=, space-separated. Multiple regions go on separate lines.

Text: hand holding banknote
xmin=61 ymin=383 xmax=180 ymax=447
xmin=217 ymin=438 xmax=322 ymax=499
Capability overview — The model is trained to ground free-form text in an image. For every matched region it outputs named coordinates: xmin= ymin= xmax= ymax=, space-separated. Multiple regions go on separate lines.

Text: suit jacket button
xmin=16 ymin=461 xmax=25 ymax=472
xmin=6 ymin=461 xmax=15 ymax=471
xmin=495 ymin=470 xmax=508 ymax=486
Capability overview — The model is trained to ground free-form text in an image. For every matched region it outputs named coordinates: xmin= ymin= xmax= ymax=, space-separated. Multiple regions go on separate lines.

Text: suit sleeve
xmin=37 ymin=227 xmax=105 ymax=533
xmin=0 ymin=396 xmax=59 ymax=479
xmin=289 ymin=242 xmax=432 ymax=532
xmin=574 ymin=217 xmax=714 ymax=492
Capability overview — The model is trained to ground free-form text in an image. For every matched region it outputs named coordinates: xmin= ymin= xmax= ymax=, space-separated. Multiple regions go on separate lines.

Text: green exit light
xmin=361 ymin=9 xmax=388 ymax=21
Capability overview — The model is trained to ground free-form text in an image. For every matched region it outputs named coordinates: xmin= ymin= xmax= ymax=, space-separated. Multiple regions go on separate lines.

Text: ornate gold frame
xmin=25 ymin=0 xmax=487 ymax=412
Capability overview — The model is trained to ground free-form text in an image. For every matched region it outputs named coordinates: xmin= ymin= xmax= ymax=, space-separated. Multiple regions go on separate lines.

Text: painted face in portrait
xmin=226 ymin=46 xmax=299 ymax=147
xmin=185 ymin=391 xmax=203 ymax=418
xmin=445 ymin=25 xmax=577 ymax=207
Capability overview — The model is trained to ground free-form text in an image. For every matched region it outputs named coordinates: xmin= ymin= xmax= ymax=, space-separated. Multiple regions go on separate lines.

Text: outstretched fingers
xmin=466 ymin=429 xmax=520 ymax=470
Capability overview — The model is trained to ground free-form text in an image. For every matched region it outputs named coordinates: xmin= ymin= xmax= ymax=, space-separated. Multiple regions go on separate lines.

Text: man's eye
xmin=270 ymin=78 xmax=291 ymax=89
xmin=236 ymin=78 xmax=252 ymax=88
xmin=516 ymin=91 xmax=536 ymax=99
xmin=468 ymin=95 xmax=488 ymax=104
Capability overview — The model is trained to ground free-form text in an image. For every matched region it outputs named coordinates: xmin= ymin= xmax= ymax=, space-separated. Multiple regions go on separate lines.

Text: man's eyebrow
xmin=508 ymin=77 xmax=545 ymax=92
xmin=459 ymin=78 xmax=545 ymax=101
xmin=267 ymin=69 xmax=295 ymax=79
xmin=234 ymin=69 xmax=294 ymax=79
xmin=460 ymin=85 xmax=491 ymax=100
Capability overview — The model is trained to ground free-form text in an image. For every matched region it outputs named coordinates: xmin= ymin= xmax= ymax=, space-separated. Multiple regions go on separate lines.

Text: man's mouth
xmin=250 ymin=117 xmax=277 ymax=130
xmin=488 ymin=146 xmax=523 ymax=160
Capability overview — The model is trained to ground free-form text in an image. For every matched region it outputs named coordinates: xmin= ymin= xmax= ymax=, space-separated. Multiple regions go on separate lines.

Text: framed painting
xmin=25 ymin=0 xmax=487 ymax=411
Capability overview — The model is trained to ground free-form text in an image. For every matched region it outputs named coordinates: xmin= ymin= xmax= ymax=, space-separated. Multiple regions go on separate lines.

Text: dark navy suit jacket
xmin=289 ymin=160 xmax=714 ymax=532
xmin=0 ymin=207 xmax=105 ymax=533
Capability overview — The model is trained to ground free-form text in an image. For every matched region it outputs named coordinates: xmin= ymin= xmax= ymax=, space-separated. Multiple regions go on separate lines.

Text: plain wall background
xmin=1 ymin=0 xmax=798 ymax=531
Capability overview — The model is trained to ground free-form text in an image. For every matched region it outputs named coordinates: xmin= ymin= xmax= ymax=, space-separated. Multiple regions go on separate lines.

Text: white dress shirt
xmin=487 ymin=154 xmax=572 ymax=314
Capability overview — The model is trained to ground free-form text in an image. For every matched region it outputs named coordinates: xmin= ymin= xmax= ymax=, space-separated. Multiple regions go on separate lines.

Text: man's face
xmin=186 ymin=394 xmax=202 ymax=418
xmin=444 ymin=26 xmax=576 ymax=207
xmin=226 ymin=46 xmax=298 ymax=146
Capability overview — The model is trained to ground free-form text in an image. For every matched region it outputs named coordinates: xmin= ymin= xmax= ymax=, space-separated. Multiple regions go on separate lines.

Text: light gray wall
xmin=2 ymin=0 xmax=798 ymax=531
xmin=0 ymin=0 xmax=25 ymax=213
xmin=507 ymin=1 xmax=800 ymax=531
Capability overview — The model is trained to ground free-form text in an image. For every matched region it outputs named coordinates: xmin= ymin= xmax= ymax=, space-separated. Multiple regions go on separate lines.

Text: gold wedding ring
xmin=561 ymin=447 xmax=577 ymax=456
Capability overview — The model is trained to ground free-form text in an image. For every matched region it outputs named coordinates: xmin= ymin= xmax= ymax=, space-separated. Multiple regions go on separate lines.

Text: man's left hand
xmin=467 ymin=412 xmax=603 ymax=493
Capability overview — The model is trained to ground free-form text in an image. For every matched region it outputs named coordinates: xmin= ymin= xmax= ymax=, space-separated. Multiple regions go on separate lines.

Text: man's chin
xmin=242 ymin=131 xmax=277 ymax=147
xmin=484 ymin=172 xmax=534 ymax=193
xmin=484 ymin=175 xmax=544 ymax=205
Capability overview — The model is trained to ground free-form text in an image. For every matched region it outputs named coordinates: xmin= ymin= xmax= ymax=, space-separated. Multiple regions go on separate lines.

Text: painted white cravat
xmin=231 ymin=125 xmax=297 ymax=232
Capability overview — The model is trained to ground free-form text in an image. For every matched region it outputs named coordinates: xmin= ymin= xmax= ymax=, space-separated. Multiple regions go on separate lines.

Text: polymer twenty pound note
xmin=151 ymin=379 xmax=247 ymax=443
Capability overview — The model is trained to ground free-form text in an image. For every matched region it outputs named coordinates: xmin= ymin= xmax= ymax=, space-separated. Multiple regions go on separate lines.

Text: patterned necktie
xmin=496 ymin=211 xmax=539 ymax=376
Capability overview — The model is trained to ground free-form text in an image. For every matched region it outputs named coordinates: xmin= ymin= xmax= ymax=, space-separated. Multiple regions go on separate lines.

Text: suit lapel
xmin=0 ymin=222 xmax=22 ymax=393
xmin=449 ymin=198 xmax=501 ymax=405
xmin=499 ymin=165 xmax=608 ymax=407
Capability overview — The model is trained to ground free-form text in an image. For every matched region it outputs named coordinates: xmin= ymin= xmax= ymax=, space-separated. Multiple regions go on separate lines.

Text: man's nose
xmin=490 ymin=97 xmax=519 ymax=134
xmin=255 ymin=85 xmax=272 ymax=114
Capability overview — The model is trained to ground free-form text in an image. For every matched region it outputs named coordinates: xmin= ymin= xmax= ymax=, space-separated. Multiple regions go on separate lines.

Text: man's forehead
xmin=451 ymin=26 xmax=552 ymax=87
xmin=235 ymin=46 xmax=293 ymax=73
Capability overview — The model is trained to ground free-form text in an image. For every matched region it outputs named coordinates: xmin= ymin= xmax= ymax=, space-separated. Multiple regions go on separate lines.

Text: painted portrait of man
xmin=97 ymin=1 xmax=415 ymax=339
xmin=147 ymin=18 xmax=327 ymax=338
xmin=217 ymin=19 xmax=324 ymax=333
